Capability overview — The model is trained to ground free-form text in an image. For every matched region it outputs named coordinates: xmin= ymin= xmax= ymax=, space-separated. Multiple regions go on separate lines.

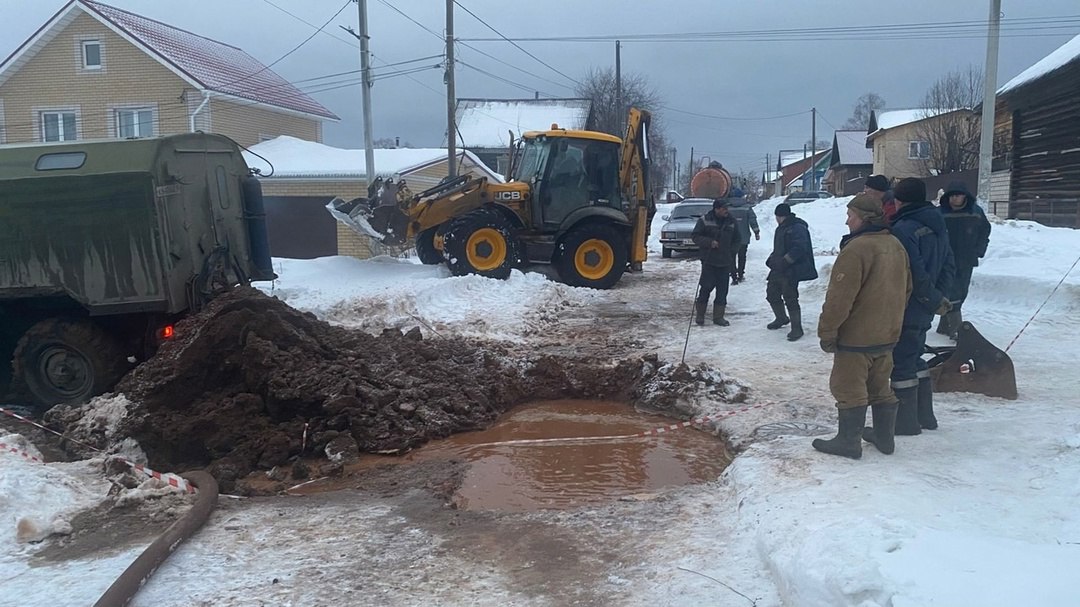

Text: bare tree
xmin=373 ymin=137 xmax=411 ymax=149
xmin=805 ymin=138 xmax=831 ymax=150
xmin=915 ymin=66 xmax=983 ymax=175
xmin=576 ymin=67 xmax=669 ymax=193
xmin=843 ymin=92 xmax=886 ymax=130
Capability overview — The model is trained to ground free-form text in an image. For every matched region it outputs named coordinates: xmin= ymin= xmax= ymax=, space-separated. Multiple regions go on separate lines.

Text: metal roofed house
xmin=865 ymin=108 xmax=973 ymax=180
xmin=823 ymin=130 xmax=874 ymax=195
xmin=244 ymin=136 xmax=502 ymax=260
xmin=0 ymin=0 xmax=338 ymax=147
xmin=990 ymin=33 xmax=1080 ymax=227
xmin=454 ymin=97 xmax=594 ymax=175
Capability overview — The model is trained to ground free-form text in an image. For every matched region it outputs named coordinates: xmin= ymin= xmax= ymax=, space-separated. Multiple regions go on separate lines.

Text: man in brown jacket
xmin=813 ymin=194 xmax=912 ymax=459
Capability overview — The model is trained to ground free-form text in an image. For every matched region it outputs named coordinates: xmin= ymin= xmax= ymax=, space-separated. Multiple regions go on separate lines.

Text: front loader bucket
xmin=926 ymin=322 xmax=1018 ymax=400
xmin=325 ymin=197 xmax=409 ymax=246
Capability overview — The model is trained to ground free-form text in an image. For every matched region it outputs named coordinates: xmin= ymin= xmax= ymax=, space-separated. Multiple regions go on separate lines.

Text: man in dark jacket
xmin=766 ymin=203 xmax=818 ymax=341
xmin=937 ymin=181 xmax=991 ymax=339
xmin=814 ymin=194 xmax=912 ymax=459
xmin=727 ymin=188 xmax=760 ymax=285
xmin=691 ymin=198 xmax=740 ymax=326
xmin=885 ymin=178 xmax=955 ymax=435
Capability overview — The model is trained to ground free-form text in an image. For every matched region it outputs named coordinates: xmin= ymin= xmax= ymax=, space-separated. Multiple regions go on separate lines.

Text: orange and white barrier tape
xmin=1 ymin=407 xmax=195 ymax=494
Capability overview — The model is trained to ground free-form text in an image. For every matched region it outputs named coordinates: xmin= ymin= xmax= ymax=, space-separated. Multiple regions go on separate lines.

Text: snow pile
xmin=243 ymin=136 xmax=491 ymax=179
xmin=999 ymin=32 xmax=1080 ymax=93
xmin=0 ymin=449 xmax=109 ymax=546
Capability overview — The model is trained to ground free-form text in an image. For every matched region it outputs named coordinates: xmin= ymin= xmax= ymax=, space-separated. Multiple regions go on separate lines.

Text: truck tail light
xmin=158 ymin=325 xmax=175 ymax=340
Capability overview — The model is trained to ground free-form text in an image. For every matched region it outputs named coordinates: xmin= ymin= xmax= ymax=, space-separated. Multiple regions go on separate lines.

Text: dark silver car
xmin=658 ymin=198 xmax=713 ymax=258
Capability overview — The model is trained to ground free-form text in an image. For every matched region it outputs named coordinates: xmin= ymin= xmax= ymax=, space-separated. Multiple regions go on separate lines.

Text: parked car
xmin=784 ymin=190 xmax=832 ymax=205
xmin=659 ymin=198 xmax=713 ymax=258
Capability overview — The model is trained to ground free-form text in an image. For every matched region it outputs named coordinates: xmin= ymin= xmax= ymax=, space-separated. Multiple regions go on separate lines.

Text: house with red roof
xmin=0 ymin=0 xmax=338 ymax=147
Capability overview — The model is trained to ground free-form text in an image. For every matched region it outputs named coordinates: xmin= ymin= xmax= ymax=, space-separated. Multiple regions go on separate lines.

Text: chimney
xmin=534 ymin=91 xmax=539 ymax=100
xmin=395 ymin=136 xmax=400 ymax=148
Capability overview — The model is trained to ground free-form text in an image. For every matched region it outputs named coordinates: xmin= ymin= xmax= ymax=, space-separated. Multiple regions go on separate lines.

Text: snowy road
xmin=3 ymin=196 xmax=1080 ymax=606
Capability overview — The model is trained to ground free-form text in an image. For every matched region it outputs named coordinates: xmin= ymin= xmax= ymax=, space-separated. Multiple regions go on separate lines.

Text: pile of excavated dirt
xmin=49 ymin=288 xmax=746 ymax=493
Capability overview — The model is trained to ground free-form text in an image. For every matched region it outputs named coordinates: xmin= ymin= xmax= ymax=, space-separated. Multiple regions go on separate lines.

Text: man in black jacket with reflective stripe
xmin=691 ymin=198 xmax=739 ymax=326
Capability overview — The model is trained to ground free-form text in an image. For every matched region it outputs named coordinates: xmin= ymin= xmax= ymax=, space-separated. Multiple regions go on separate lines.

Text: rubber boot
xmin=812 ymin=406 xmax=867 ymax=459
xmin=713 ymin=305 xmax=730 ymax=327
xmin=893 ymin=385 xmax=922 ymax=436
xmin=861 ymin=402 xmax=898 ymax=454
xmin=917 ymin=375 xmax=938 ymax=430
xmin=786 ymin=306 xmax=804 ymax=341
xmin=695 ymin=301 xmax=706 ymax=326
xmin=767 ymin=302 xmax=789 ymax=330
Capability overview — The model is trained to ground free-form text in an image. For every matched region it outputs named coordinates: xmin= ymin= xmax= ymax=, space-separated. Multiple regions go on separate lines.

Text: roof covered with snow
xmin=779 ymin=149 xmax=827 ymax=169
xmin=866 ymin=108 xmax=967 ymax=140
xmin=831 ymin=130 xmax=873 ymax=166
xmin=455 ymin=98 xmax=592 ymax=148
xmin=999 ymin=33 xmax=1080 ymax=94
xmin=243 ymin=136 xmax=500 ymax=181
xmin=0 ymin=0 xmax=338 ymax=120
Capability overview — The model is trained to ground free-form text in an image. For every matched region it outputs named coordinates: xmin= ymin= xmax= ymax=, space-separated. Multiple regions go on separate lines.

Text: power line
xmin=258 ymin=0 xmax=359 ymax=48
xmin=663 ymin=106 xmax=810 ymax=122
xmin=222 ymin=0 xmax=353 ymax=90
xmin=375 ymin=0 xmax=444 ymax=42
xmin=457 ymin=15 xmax=1080 ymax=43
xmin=457 ymin=40 xmax=575 ymax=91
xmin=456 ymin=60 xmax=555 ymax=97
xmin=453 ymin=0 xmax=580 ymax=87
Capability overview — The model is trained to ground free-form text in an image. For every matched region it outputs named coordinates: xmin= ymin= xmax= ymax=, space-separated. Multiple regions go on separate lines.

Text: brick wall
xmin=0 ymin=11 xmax=323 ymax=146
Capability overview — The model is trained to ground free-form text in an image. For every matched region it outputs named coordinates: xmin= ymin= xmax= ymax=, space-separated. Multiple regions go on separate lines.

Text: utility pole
xmin=615 ymin=40 xmax=622 ymax=135
xmin=977 ymin=0 xmax=1002 ymax=203
xmin=445 ymin=0 xmax=457 ymax=177
xmin=357 ymin=0 xmax=375 ymax=186
xmin=811 ymin=107 xmax=817 ymax=191
xmin=671 ymin=146 xmax=677 ymax=191
xmin=689 ymin=146 xmax=695 ymax=177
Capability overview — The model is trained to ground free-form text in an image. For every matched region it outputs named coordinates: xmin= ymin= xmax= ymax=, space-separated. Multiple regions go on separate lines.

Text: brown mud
xmin=46 ymin=288 xmax=745 ymax=494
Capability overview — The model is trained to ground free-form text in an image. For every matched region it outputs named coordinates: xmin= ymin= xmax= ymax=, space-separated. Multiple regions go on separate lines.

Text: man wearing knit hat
xmin=863 ymin=174 xmax=897 ymax=221
xmin=873 ymin=177 xmax=955 ymax=437
xmin=813 ymin=194 xmax=911 ymax=459
xmin=765 ymin=202 xmax=818 ymax=341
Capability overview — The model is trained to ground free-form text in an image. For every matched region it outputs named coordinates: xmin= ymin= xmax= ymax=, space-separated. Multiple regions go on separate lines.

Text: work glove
xmin=935 ymin=297 xmax=953 ymax=316
xmin=754 ymin=232 xmax=761 ymax=241
xmin=819 ymin=339 xmax=837 ymax=353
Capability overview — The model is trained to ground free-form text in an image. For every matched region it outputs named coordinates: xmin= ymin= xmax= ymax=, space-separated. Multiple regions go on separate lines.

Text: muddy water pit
xmin=292 ymin=399 xmax=732 ymax=511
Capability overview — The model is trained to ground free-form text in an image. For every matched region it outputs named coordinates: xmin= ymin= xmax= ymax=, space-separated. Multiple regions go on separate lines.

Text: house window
xmin=908 ymin=140 xmax=930 ymax=159
xmin=116 ymin=108 xmax=154 ymax=138
xmin=41 ymin=111 xmax=77 ymax=142
xmin=82 ymin=40 xmax=101 ymax=70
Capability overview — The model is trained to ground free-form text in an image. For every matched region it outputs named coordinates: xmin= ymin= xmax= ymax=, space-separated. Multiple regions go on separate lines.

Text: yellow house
xmin=865 ymin=108 xmax=972 ymax=179
xmin=243 ymin=136 xmax=504 ymax=260
xmin=0 ymin=0 xmax=337 ymax=147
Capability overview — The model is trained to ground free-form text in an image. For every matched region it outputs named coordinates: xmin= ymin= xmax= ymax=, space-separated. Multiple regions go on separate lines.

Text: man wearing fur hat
xmin=813 ymin=194 xmax=911 ymax=459
xmin=876 ymin=178 xmax=955 ymax=436
xmin=765 ymin=203 xmax=817 ymax=341
xmin=937 ymin=181 xmax=991 ymax=339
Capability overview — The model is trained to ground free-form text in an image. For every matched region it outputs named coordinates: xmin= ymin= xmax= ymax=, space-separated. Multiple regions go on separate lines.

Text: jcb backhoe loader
xmin=330 ymin=108 xmax=653 ymax=289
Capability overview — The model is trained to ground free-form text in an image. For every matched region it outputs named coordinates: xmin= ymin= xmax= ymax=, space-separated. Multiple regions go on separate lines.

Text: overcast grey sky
xmin=2 ymin=0 xmax=1078 ymax=176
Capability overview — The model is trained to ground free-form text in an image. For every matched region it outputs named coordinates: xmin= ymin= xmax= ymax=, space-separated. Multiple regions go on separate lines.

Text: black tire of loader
xmin=443 ymin=207 xmax=519 ymax=279
xmin=13 ymin=318 xmax=129 ymax=411
xmin=415 ymin=227 xmax=444 ymax=265
xmin=556 ymin=224 xmax=628 ymax=289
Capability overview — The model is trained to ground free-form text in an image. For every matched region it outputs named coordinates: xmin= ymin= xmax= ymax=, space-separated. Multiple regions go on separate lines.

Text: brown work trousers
xmin=830 ymin=350 xmax=896 ymax=410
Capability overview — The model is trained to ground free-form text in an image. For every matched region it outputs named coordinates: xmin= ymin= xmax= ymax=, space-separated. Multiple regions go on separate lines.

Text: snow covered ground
xmin=3 ymin=195 xmax=1080 ymax=606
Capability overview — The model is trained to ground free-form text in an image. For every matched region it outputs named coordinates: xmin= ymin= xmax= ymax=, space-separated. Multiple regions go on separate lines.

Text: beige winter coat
xmin=818 ymin=229 xmax=912 ymax=352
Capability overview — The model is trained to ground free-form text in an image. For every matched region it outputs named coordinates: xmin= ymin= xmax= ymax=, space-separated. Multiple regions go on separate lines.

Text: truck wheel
xmin=662 ymin=247 xmax=672 ymax=259
xmin=13 ymin=319 xmax=129 ymax=410
xmin=415 ymin=227 xmax=444 ymax=265
xmin=443 ymin=208 xmax=519 ymax=279
xmin=556 ymin=224 xmax=628 ymax=289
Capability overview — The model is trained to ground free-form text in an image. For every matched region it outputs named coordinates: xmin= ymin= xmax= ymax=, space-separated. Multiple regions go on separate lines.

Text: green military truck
xmin=0 ymin=133 xmax=275 ymax=411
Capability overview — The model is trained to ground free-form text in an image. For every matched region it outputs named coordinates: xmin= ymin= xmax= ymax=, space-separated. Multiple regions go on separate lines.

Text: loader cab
xmin=512 ymin=130 xmax=622 ymax=230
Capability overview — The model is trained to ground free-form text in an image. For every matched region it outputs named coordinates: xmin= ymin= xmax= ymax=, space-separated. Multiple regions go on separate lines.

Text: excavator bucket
xmin=325 ymin=196 xmax=410 ymax=246
xmin=925 ymin=321 xmax=1018 ymax=400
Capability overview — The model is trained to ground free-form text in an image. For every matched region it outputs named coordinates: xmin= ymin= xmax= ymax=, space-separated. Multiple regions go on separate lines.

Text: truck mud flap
xmin=925 ymin=321 xmax=1018 ymax=400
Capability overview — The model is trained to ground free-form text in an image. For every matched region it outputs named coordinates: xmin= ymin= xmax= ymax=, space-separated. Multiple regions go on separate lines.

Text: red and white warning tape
xmin=0 ymin=440 xmax=44 ymax=464
xmin=0 ymin=407 xmax=196 ymax=494
xmin=473 ymin=401 xmax=775 ymax=447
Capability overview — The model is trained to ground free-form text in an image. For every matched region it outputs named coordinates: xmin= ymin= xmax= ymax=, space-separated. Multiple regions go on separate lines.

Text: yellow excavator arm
xmin=619 ymin=108 xmax=652 ymax=267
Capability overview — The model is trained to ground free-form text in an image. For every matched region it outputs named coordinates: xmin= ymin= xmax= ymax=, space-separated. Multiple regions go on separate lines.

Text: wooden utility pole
xmin=671 ymin=147 xmax=677 ymax=191
xmin=358 ymin=0 xmax=375 ymax=184
xmin=977 ymin=0 xmax=1002 ymax=202
xmin=446 ymin=0 xmax=457 ymax=177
